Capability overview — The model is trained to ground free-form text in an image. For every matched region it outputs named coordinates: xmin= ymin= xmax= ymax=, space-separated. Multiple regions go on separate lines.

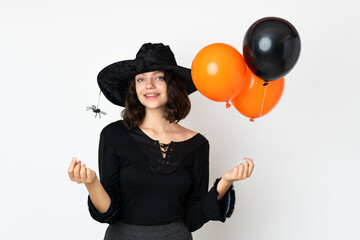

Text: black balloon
xmin=243 ymin=17 xmax=301 ymax=81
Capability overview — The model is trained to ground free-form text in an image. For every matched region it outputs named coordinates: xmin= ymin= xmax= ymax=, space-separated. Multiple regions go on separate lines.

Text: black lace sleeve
xmin=87 ymin=131 xmax=121 ymax=224
xmin=183 ymin=142 xmax=236 ymax=232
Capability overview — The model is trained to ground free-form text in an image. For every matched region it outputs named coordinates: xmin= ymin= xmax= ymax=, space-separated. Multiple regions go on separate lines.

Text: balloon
xmin=191 ymin=43 xmax=246 ymax=103
xmin=243 ymin=17 xmax=301 ymax=81
xmin=231 ymin=66 xmax=284 ymax=119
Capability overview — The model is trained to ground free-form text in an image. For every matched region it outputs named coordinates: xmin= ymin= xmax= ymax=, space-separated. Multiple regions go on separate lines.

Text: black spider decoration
xmin=86 ymin=90 xmax=107 ymax=118
xmin=86 ymin=105 xmax=107 ymax=118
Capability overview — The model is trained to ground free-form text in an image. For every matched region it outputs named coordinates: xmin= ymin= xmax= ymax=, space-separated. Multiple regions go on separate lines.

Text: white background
xmin=1 ymin=0 xmax=359 ymax=239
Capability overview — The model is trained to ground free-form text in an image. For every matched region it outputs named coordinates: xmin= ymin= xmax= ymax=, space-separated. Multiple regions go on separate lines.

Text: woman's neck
xmin=140 ymin=107 xmax=176 ymax=132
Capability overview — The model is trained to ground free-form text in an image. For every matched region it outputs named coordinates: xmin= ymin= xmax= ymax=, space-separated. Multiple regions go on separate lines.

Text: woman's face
xmin=135 ymin=70 xmax=168 ymax=110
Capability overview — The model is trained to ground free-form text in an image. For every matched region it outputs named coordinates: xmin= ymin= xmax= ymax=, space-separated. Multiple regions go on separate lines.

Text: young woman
xmin=68 ymin=43 xmax=254 ymax=240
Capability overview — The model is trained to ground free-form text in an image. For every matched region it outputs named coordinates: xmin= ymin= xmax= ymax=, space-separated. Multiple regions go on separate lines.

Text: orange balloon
xmin=231 ymin=66 xmax=285 ymax=119
xmin=191 ymin=43 xmax=246 ymax=102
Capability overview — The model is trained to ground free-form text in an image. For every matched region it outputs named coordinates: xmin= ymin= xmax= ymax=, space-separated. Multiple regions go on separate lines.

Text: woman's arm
xmin=216 ymin=178 xmax=233 ymax=201
xmin=184 ymin=142 xmax=237 ymax=232
xmin=68 ymin=157 xmax=111 ymax=213
xmin=85 ymin=177 xmax=111 ymax=214
xmin=218 ymin=158 xmax=255 ymax=200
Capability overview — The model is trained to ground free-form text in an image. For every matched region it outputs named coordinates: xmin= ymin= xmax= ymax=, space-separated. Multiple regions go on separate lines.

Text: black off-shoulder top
xmin=87 ymin=120 xmax=235 ymax=232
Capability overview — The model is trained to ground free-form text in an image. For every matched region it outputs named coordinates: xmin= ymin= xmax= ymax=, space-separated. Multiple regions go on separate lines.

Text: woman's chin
xmin=143 ymin=102 xmax=166 ymax=110
xmin=140 ymin=98 xmax=167 ymax=110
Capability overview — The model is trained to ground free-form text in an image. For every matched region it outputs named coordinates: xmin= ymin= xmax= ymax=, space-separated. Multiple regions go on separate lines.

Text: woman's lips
xmin=144 ymin=93 xmax=160 ymax=99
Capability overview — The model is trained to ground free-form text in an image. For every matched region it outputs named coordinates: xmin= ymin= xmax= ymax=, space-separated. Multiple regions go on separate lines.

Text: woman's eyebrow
xmin=136 ymin=71 xmax=164 ymax=79
xmin=136 ymin=74 xmax=145 ymax=78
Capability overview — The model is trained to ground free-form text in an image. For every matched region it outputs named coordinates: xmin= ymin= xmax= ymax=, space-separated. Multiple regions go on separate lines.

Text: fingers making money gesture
xmin=222 ymin=157 xmax=255 ymax=183
xmin=68 ymin=157 xmax=97 ymax=184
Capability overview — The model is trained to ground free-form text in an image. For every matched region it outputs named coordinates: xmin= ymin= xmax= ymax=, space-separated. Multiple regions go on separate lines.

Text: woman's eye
xmin=156 ymin=76 xmax=164 ymax=80
xmin=137 ymin=78 xmax=144 ymax=82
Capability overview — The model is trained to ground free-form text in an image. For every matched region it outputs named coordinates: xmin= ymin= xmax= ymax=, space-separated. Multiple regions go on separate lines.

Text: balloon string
xmin=250 ymin=120 xmax=257 ymax=160
xmin=259 ymin=84 xmax=268 ymax=118
xmin=230 ymin=107 xmax=258 ymax=168
xmin=230 ymin=108 xmax=242 ymax=168
xmin=249 ymin=83 xmax=267 ymax=161
xmin=97 ymin=90 xmax=102 ymax=109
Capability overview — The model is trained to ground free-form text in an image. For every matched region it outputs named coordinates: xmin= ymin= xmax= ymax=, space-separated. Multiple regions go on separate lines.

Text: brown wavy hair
xmin=121 ymin=70 xmax=191 ymax=129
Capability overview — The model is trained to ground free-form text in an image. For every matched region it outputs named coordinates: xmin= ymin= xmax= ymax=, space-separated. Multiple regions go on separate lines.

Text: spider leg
xmin=86 ymin=106 xmax=95 ymax=111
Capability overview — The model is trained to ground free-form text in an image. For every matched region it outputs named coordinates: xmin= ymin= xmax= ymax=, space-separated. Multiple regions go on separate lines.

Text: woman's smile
xmin=144 ymin=92 xmax=160 ymax=99
xmin=135 ymin=70 xmax=167 ymax=108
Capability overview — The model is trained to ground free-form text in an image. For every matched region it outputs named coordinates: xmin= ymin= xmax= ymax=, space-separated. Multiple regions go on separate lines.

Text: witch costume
xmin=87 ymin=43 xmax=235 ymax=240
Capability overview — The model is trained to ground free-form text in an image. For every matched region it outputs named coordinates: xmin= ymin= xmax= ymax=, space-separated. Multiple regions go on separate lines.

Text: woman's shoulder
xmin=174 ymin=124 xmax=208 ymax=144
xmin=177 ymin=125 xmax=198 ymax=139
xmin=173 ymin=125 xmax=209 ymax=160
xmin=100 ymin=120 xmax=127 ymax=136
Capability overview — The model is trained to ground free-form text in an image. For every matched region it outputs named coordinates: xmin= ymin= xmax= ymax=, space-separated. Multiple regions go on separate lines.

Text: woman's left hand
xmin=222 ymin=157 xmax=255 ymax=183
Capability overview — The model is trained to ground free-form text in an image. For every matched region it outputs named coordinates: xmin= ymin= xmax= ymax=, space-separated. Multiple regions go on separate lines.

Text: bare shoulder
xmin=174 ymin=124 xmax=198 ymax=140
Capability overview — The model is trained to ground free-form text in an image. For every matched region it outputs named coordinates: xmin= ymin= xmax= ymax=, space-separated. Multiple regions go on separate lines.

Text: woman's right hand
xmin=68 ymin=157 xmax=97 ymax=185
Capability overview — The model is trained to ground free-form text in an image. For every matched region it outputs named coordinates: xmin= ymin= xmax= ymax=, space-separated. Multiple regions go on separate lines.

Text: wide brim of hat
xmin=97 ymin=59 xmax=197 ymax=107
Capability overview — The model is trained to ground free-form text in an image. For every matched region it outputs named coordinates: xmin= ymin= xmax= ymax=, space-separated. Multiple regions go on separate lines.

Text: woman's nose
xmin=145 ymin=79 xmax=155 ymax=88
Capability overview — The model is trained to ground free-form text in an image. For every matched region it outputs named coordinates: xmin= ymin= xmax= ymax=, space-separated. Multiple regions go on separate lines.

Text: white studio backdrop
xmin=1 ymin=0 xmax=359 ymax=239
